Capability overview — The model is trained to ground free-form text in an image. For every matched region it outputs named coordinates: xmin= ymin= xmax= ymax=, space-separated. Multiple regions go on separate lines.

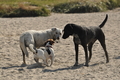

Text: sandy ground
xmin=0 ymin=8 xmax=120 ymax=80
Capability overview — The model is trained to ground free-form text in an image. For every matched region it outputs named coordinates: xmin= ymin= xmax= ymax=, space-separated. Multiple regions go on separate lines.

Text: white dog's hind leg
xmin=43 ymin=59 xmax=48 ymax=66
xmin=20 ymin=37 xmax=28 ymax=65
xmin=50 ymin=56 xmax=54 ymax=66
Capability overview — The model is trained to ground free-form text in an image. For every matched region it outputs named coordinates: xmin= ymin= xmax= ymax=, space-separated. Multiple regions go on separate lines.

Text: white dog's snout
xmin=57 ymin=37 xmax=60 ymax=40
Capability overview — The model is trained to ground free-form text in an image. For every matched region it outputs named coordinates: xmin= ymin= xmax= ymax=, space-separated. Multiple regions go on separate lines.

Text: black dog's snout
xmin=62 ymin=34 xmax=68 ymax=39
xmin=62 ymin=36 xmax=65 ymax=39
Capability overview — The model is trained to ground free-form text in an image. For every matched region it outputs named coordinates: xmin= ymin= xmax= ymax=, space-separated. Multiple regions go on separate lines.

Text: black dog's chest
xmin=73 ymin=34 xmax=81 ymax=44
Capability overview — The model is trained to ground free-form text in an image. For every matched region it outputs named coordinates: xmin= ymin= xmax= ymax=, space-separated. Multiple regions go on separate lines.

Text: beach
xmin=0 ymin=8 xmax=120 ymax=80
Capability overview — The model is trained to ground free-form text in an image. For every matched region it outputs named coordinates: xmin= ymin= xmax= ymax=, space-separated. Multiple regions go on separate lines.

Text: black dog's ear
xmin=69 ymin=24 xmax=73 ymax=29
xmin=66 ymin=24 xmax=74 ymax=33
xmin=66 ymin=24 xmax=73 ymax=30
xmin=69 ymin=24 xmax=73 ymax=30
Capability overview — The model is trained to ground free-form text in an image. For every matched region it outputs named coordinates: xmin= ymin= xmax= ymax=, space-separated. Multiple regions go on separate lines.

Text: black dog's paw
xmin=84 ymin=63 xmax=89 ymax=67
xmin=21 ymin=63 xmax=27 ymax=67
xmin=74 ymin=62 xmax=79 ymax=66
xmin=84 ymin=64 xmax=89 ymax=67
xmin=106 ymin=60 xmax=109 ymax=63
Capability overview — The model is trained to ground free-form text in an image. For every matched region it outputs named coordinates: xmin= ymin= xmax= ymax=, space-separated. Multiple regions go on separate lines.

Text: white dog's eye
xmin=56 ymin=32 xmax=58 ymax=34
xmin=59 ymin=32 xmax=61 ymax=35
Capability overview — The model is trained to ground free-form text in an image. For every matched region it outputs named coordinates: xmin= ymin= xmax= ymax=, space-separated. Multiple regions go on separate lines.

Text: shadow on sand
xmin=42 ymin=63 xmax=84 ymax=72
xmin=2 ymin=62 xmax=105 ymax=72
xmin=114 ymin=56 xmax=120 ymax=59
xmin=27 ymin=63 xmax=45 ymax=69
xmin=1 ymin=63 xmax=45 ymax=70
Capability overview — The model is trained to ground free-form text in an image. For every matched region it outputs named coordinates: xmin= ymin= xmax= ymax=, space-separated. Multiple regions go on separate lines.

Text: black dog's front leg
xmin=74 ymin=43 xmax=79 ymax=66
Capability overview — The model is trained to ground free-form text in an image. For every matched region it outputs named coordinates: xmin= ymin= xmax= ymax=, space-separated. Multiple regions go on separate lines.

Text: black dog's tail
xmin=99 ymin=14 xmax=108 ymax=28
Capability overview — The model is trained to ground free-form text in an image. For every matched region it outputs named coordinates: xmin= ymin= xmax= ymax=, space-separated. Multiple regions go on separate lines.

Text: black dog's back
xmin=69 ymin=24 xmax=102 ymax=44
xmin=70 ymin=14 xmax=108 ymax=44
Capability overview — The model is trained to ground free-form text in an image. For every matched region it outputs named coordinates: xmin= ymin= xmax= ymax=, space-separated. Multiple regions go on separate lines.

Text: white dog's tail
xmin=20 ymin=36 xmax=29 ymax=57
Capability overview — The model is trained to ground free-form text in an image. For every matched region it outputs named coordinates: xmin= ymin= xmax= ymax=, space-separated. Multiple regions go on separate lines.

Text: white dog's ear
xmin=51 ymin=28 xmax=57 ymax=31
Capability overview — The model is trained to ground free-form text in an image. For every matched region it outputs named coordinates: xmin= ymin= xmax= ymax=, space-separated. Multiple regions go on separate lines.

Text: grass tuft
xmin=0 ymin=0 xmax=119 ymax=17
xmin=52 ymin=0 xmax=120 ymax=13
xmin=0 ymin=3 xmax=50 ymax=17
xmin=106 ymin=0 xmax=120 ymax=10
xmin=52 ymin=2 xmax=101 ymax=13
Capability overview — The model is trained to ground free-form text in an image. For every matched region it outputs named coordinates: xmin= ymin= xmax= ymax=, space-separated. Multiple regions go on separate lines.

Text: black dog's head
xmin=62 ymin=24 xmax=74 ymax=39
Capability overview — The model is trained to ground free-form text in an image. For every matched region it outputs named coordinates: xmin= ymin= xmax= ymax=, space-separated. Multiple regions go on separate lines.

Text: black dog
xmin=62 ymin=14 xmax=109 ymax=66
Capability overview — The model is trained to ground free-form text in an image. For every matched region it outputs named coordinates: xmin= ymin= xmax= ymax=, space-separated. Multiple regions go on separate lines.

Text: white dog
xmin=19 ymin=28 xmax=62 ymax=65
xmin=34 ymin=39 xmax=55 ymax=66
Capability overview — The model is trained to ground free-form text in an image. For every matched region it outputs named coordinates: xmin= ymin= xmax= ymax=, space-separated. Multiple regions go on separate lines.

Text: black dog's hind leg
xmin=98 ymin=39 xmax=109 ymax=63
xmin=101 ymin=43 xmax=109 ymax=63
xmin=82 ymin=44 xmax=89 ymax=67
xmin=98 ymin=33 xmax=109 ymax=63
xmin=74 ymin=43 xmax=79 ymax=66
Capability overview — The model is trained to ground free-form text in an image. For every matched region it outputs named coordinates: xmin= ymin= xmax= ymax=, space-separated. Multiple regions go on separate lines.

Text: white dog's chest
xmin=73 ymin=34 xmax=81 ymax=44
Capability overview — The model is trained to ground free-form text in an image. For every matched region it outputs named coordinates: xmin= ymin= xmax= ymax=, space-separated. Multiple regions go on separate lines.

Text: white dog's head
xmin=51 ymin=28 xmax=62 ymax=40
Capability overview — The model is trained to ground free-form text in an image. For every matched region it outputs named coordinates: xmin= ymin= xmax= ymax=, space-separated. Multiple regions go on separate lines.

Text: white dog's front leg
xmin=34 ymin=58 xmax=39 ymax=63
xmin=28 ymin=44 xmax=36 ymax=53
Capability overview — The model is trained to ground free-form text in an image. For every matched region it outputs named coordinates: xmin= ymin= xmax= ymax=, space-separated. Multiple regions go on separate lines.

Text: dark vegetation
xmin=0 ymin=0 xmax=119 ymax=17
